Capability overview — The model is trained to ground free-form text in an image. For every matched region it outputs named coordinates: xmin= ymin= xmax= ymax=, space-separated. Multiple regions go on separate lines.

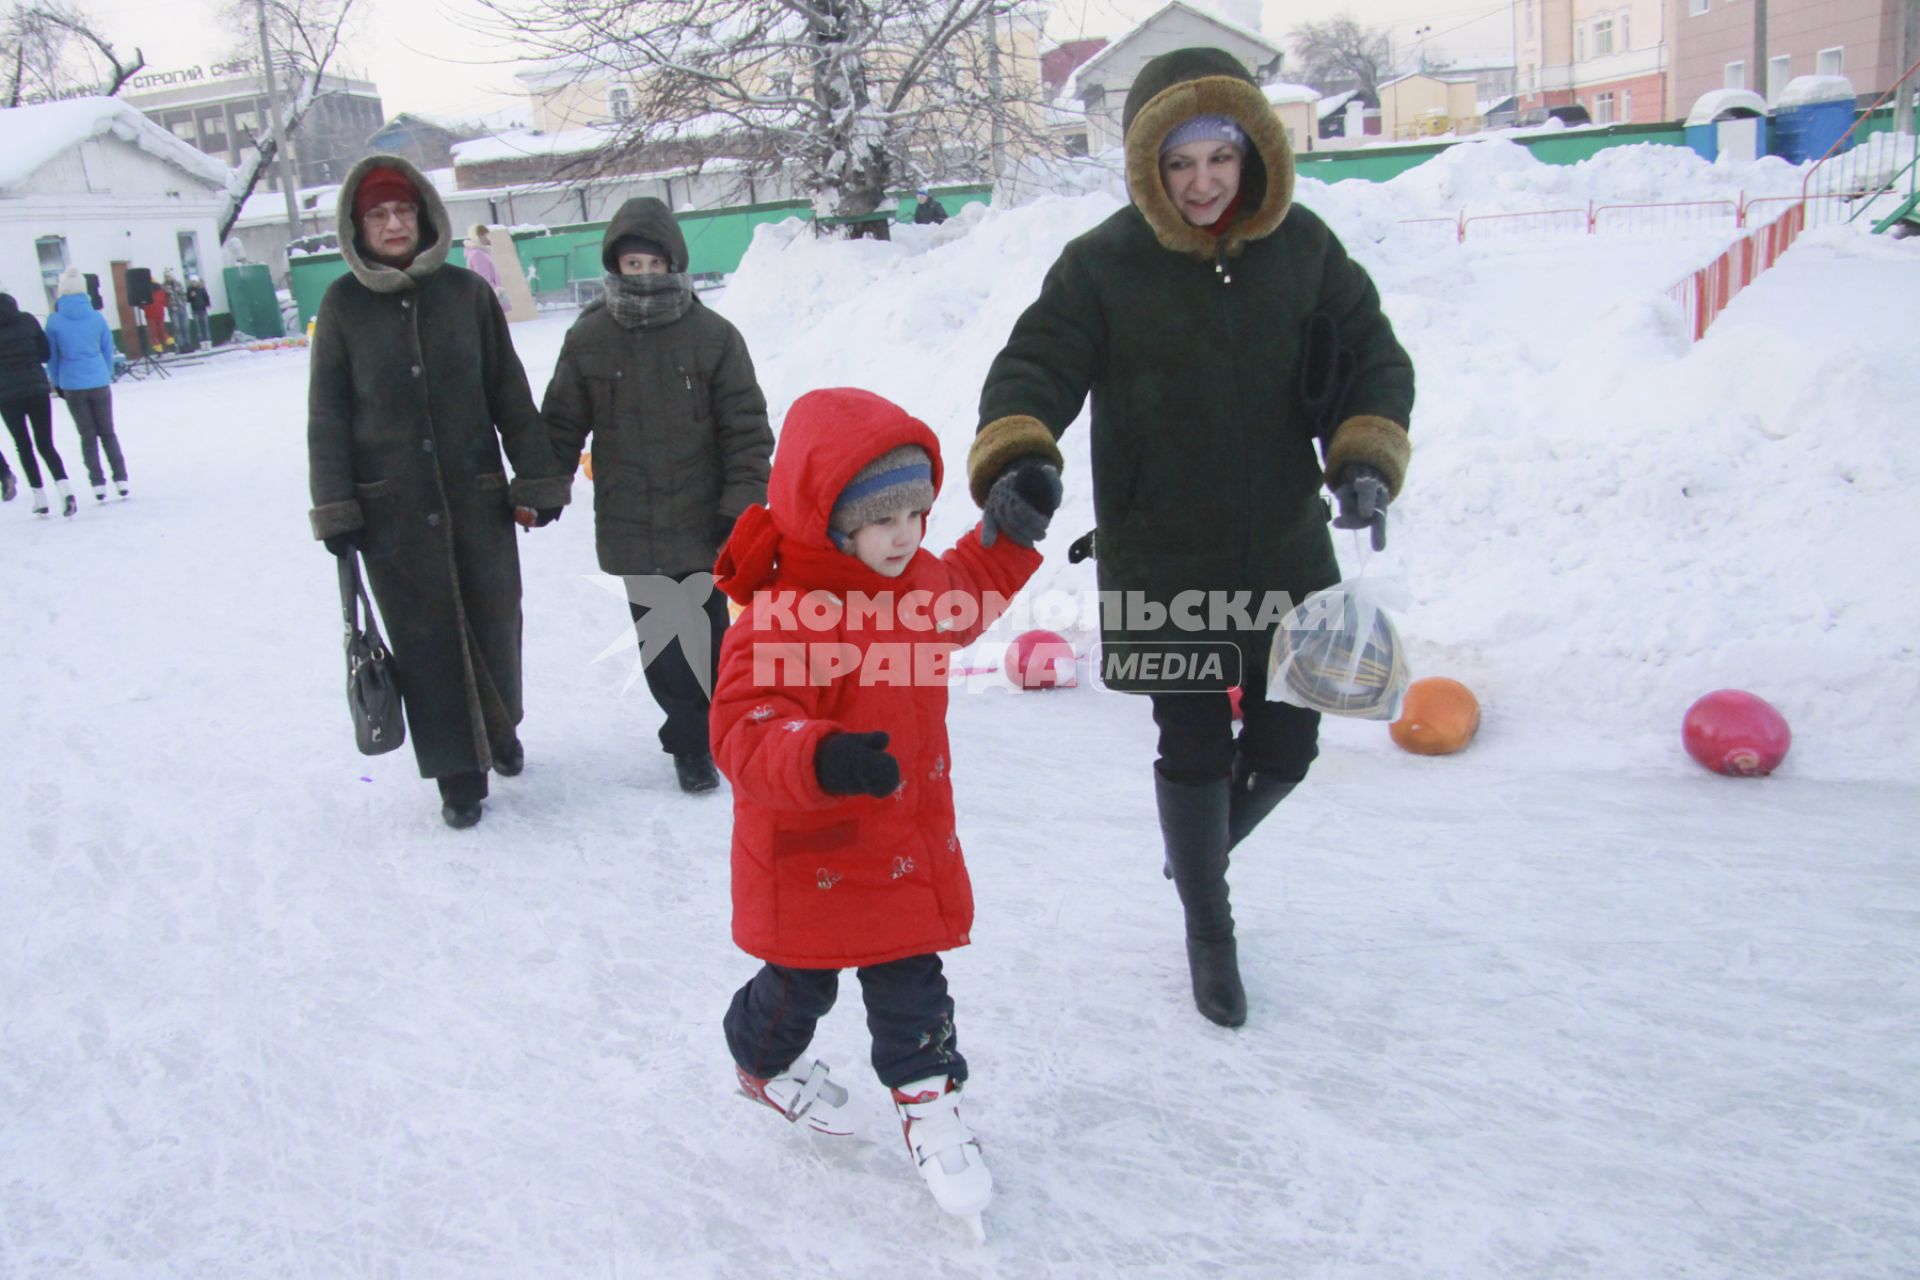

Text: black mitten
xmin=814 ymin=731 xmax=902 ymax=798
xmin=980 ymin=456 xmax=1063 ymax=548
xmin=533 ymin=507 xmax=563 ymax=527
xmin=322 ymin=530 xmax=360 ymax=557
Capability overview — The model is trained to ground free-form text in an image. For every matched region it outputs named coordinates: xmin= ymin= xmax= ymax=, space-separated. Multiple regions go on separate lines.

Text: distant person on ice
xmin=44 ymin=266 xmax=128 ymax=510
xmin=971 ymin=47 xmax=1415 ymax=1027
xmin=708 ymin=387 xmax=1057 ymax=1234
xmin=0 ymin=291 xmax=72 ymax=517
xmin=462 ymin=224 xmax=510 ymax=314
xmin=541 ymin=197 xmax=772 ymax=794
xmin=912 ymin=188 xmax=949 ymax=224
xmin=306 ymin=156 xmax=573 ymax=829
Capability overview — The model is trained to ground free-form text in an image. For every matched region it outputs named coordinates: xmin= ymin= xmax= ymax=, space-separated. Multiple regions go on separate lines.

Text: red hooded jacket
xmin=710 ymin=388 xmax=1041 ymax=969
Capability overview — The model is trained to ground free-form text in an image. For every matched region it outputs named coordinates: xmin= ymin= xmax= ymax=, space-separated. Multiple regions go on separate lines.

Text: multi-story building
xmin=1666 ymin=0 xmax=1914 ymax=115
xmin=1515 ymin=0 xmax=1669 ymax=123
xmin=124 ymin=62 xmax=385 ymax=190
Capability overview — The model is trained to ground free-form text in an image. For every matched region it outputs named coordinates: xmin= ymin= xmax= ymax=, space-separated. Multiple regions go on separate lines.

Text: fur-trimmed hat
xmin=829 ymin=444 xmax=935 ymax=542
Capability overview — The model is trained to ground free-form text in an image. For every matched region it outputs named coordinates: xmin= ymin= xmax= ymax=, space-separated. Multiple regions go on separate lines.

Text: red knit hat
xmin=353 ymin=166 xmax=419 ymax=219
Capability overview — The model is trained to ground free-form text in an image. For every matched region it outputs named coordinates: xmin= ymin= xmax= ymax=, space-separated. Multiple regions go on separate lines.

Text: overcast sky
xmin=81 ymin=0 xmax=1515 ymax=123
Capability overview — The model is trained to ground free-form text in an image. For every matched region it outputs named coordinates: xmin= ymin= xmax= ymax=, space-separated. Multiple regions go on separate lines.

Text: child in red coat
xmin=710 ymin=387 xmax=1060 ymax=1231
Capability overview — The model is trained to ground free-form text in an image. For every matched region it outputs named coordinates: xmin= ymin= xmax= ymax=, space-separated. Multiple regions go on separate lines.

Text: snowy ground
xmin=3 ymin=142 xmax=1918 ymax=1277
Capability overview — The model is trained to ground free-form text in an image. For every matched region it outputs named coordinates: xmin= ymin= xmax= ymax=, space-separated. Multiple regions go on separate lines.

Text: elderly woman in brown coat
xmin=307 ymin=154 xmax=573 ymax=828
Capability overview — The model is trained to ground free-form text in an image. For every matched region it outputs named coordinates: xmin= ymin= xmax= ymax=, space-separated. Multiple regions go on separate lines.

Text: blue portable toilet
xmin=1685 ymin=89 xmax=1770 ymax=162
xmin=1773 ymin=75 xmax=1857 ymax=162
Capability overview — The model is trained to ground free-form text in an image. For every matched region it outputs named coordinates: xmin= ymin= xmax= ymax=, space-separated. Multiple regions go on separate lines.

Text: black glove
xmin=980 ymin=456 xmax=1063 ymax=548
xmin=322 ymin=531 xmax=360 ymax=557
xmin=533 ymin=507 xmax=563 ymax=528
xmin=1330 ymin=463 xmax=1390 ymax=551
xmin=814 ymin=731 xmax=901 ymax=798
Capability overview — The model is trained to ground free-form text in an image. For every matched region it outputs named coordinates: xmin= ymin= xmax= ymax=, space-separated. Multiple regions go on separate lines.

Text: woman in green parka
xmin=969 ymin=48 xmax=1416 ymax=1028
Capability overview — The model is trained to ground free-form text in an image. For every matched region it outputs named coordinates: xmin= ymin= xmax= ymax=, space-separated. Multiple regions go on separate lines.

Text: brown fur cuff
xmin=309 ymin=499 xmax=364 ymax=540
xmin=968 ymin=415 xmax=1064 ymax=507
xmin=509 ymin=474 xmax=573 ymax=510
xmin=1326 ymin=415 xmax=1411 ymax=498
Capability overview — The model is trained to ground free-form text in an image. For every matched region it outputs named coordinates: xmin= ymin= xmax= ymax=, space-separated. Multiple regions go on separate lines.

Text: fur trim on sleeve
xmin=967 ymin=415 xmax=1064 ymax=507
xmin=1325 ymin=415 xmax=1411 ymax=498
xmin=309 ymin=499 xmax=364 ymax=540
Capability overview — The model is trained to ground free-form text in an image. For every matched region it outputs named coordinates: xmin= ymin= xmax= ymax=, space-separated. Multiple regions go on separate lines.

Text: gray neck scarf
xmin=605 ymin=271 xmax=693 ymax=330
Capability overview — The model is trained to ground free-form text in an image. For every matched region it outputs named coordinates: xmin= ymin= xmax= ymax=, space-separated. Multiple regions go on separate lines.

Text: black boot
xmin=492 ymin=736 xmax=525 ymax=777
xmin=438 ymin=770 xmax=488 ymax=828
xmin=1156 ymin=769 xmax=1246 ymax=1027
xmin=1228 ymin=754 xmax=1298 ymax=852
xmin=673 ymin=751 xmax=720 ymax=794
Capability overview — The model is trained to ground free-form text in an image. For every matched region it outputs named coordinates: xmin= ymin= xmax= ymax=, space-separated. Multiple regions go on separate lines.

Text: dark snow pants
xmin=62 ymin=386 xmax=126 ymax=488
xmin=626 ymin=571 xmax=729 ymax=757
xmin=1 ymin=394 xmax=66 ymax=487
xmin=1150 ymin=627 xmax=1321 ymax=786
xmin=725 ymin=953 xmax=965 ymax=1089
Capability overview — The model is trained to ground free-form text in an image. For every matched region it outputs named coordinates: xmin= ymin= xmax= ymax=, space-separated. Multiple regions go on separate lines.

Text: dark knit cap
xmin=830 ymin=445 xmax=935 ymax=541
xmin=611 ymin=235 xmax=669 ymax=263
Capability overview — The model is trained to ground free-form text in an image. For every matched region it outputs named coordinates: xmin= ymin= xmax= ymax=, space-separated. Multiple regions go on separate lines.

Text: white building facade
xmin=0 ymin=99 xmax=232 ymax=336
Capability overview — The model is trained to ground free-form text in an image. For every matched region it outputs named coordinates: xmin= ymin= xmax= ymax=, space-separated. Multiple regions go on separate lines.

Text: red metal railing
xmin=1663 ymin=202 xmax=1806 ymax=341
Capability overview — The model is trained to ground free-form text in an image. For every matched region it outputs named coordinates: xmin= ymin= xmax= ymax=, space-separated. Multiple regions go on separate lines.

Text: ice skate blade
xmin=961 ymin=1213 xmax=986 ymax=1245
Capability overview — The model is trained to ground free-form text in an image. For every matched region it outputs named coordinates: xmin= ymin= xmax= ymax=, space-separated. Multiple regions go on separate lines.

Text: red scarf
xmin=1201 ymin=190 xmax=1244 ymax=237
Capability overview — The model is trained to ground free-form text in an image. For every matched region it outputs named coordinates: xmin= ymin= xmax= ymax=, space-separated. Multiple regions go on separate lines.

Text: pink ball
xmin=1683 ymin=689 xmax=1791 ymax=777
xmin=1004 ymin=629 xmax=1076 ymax=690
xmin=1228 ymin=685 xmax=1244 ymax=722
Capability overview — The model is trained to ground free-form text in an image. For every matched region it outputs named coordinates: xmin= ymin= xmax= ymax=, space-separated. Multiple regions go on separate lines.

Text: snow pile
xmin=720 ymin=139 xmax=1920 ymax=781
xmin=0 ymin=96 xmax=232 ymax=194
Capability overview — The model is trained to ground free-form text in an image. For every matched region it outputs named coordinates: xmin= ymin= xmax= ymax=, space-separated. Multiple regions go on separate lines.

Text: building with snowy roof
xmin=1066 ymin=1 xmax=1286 ymax=154
xmin=0 ymin=97 xmax=232 ymax=340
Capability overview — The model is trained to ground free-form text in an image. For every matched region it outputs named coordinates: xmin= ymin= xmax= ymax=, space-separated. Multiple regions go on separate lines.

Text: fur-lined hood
xmin=334 ymin=153 xmax=453 ymax=293
xmin=1121 ymin=46 xmax=1295 ymax=261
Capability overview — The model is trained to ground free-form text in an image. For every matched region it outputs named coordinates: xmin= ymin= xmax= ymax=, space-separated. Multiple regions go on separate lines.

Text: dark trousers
xmin=725 ymin=953 xmax=965 ymax=1090
xmin=63 ymin=387 xmax=126 ymax=488
xmin=626 ymin=571 xmax=729 ymax=757
xmin=1 ymin=394 xmax=65 ymax=486
xmin=1149 ymin=632 xmax=1321 ymax=785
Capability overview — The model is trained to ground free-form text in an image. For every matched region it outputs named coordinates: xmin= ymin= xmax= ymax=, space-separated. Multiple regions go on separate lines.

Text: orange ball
xmin=581 ymin=451 xmax=594 ymax=482
xmin=1390 ymin=677 xmax=1480 ymax=755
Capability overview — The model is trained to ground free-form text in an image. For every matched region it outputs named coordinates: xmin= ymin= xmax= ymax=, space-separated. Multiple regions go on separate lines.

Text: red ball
xmin=1004 ymin=629 xmax=1076 ymax=690
xmin=1682 ymin=689 xmax=1791 ymax=777
xmin=1228 ymin=685 xmax=1244 ymax=722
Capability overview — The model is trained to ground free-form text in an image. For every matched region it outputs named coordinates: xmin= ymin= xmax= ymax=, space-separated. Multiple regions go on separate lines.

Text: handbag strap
xmin=336 ymin=551 xmax=389 ymax=655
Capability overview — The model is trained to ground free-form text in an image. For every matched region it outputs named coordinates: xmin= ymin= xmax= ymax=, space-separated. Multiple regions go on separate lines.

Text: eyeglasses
xmin=363 ymin=202 xmax=418 ymax=228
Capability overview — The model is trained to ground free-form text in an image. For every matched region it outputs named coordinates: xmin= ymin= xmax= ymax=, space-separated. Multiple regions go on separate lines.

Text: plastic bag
xmin=1268 ymin=574 xmax=1411 ymax=721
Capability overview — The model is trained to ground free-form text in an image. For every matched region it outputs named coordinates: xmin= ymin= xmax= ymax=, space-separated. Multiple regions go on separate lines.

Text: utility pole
xmin=985 ymin=2 xmax=1006 ymax=183
xmin=1752 ymin=0 xmax=1767 ymax=97
xmin=257 ymin=0 xmax=301 ymax=239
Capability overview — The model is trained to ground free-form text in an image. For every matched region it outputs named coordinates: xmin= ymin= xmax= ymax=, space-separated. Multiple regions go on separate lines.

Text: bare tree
xmin=466 ymin=0 xmax=1061 ymax=230
xmin=3 ymin=0 xmax=144 ymax=106
xmin=1287 ymin=15 xmax=1390 ymax=103
xmin=213 ymin=0 xmax=360 ymax=241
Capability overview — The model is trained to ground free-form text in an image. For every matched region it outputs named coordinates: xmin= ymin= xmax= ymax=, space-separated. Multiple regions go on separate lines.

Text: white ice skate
xmin=736 ymin=1059 xmax=855 ymax=1136
xmin=891 ymin=1074 xmax=992 ymax=1241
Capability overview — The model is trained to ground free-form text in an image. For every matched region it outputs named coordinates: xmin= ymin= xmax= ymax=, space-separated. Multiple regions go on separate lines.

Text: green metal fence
xmin=289 ymin=184 xmax=994 ymax=328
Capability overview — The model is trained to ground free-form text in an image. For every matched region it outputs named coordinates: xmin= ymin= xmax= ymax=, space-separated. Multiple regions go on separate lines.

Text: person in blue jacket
xmin=44 ymin=266 xmax=129 ymax=505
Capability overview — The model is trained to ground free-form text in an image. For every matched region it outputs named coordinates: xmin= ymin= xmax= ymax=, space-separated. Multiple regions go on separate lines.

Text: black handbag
xmin=338 ymin=552 xmax=406 ymax=755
